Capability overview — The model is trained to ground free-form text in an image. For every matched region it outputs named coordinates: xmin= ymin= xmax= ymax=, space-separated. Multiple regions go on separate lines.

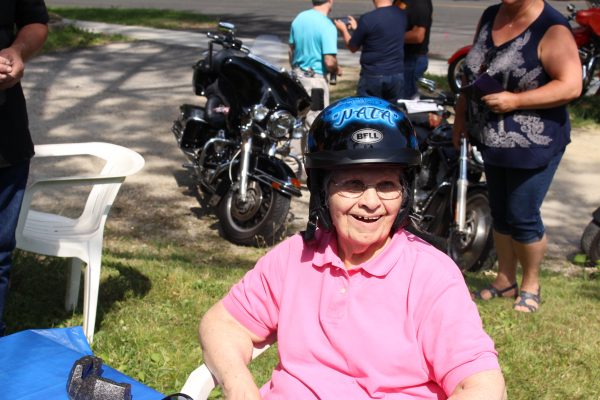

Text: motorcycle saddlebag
xmin=175 ymin=104 xmax=213 ymax=151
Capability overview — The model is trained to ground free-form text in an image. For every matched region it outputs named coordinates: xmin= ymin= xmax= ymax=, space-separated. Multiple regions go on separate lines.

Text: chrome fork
xmin=455 ymin=137 xmax=469 ymax=233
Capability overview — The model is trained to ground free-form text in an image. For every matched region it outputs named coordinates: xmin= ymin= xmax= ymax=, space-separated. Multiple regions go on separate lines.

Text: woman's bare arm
xmin=199 ymin=301 xmax=266 ymax=399
xmin=448 ymin=370 xmax=507 ymax=400
xmin=482 ymin=24 xmax=582 ymax=113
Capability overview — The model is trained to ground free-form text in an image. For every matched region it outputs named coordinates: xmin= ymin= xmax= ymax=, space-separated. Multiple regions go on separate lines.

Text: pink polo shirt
xmin=222 ymin=229 xmax=499 ymax=399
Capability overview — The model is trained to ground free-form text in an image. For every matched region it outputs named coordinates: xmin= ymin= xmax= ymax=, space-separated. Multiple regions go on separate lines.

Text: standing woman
xmin=453 ymin=0 xmax=582 ymax=312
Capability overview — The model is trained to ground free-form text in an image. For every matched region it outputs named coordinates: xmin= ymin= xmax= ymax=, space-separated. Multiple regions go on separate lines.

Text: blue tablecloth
xmin=0 ymin=326 xmax=165 ymax=399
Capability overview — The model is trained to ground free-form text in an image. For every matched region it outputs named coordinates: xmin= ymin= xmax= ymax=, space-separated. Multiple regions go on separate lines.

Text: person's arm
xmin=288 ymin=44 xmax=295 ymax=68
xmin=448 ymin=370 xmax=507 ymax=400
xmin=404 ymin=26 xmax=426 ymax=44
xmin=334 ymin=16 xmax=359 ymax=52
xmin=452 ymin=93 xmax=468 ymax=149
xmin=481 ymin=24 xmax=581 ymax=113
xmin=0 ymin=23 xmax=48 ymax=90
xmin=324 ymin=54 xmax=342 ymax=76
xmin=199 ymin=301 xmax=266 ymax=399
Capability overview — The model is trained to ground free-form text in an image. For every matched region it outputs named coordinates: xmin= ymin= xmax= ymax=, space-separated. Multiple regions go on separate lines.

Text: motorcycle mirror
xmin=218 ymin=21 xmax=236 ymax=35
xmin=310 ymin=88 xmax=325 ymax=111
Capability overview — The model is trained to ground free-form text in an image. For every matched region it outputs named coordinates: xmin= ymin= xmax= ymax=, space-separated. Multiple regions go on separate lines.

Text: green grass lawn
xmin=7 ymin=234 xmax=600 ymax=398
xmin=8 ymin=7 xmax=600 ymax=399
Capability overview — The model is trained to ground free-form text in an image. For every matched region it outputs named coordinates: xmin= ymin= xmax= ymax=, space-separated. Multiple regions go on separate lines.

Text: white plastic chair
xmin=15 ymin=142 xmax=145 ymax=344
xmin=180 ymin=344 xmax=271 ymax=400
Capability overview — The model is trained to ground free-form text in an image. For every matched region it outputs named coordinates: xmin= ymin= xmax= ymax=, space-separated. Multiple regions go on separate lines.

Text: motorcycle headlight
xmin=252 ymin=104 xmax=270 ymax=122
xmin=268 ymin=110 xmax=296 ymax=139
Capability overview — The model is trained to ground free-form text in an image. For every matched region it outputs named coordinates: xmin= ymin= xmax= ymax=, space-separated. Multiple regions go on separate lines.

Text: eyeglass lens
xmin=332 ymin=179 xmax=401 ymax=199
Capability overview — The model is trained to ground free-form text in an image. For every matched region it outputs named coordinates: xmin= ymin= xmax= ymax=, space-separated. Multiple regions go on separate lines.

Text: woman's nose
xmin=358 ymin=186 xmax=382 ymax=207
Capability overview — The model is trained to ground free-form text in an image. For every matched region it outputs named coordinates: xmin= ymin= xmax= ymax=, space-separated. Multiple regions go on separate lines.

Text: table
xmin=0 ymin=326 xmax=165 ymax=399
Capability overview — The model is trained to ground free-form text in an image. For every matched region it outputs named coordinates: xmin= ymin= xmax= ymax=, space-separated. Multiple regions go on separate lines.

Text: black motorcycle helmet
xmin=303 ymin=96 xmax=421 ymax=242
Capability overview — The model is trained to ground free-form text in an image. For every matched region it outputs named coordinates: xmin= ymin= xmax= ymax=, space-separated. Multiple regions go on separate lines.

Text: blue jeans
xmin=357 ymin=72 xmax=404 ymax=103
xmin=484 ymin=150 xmax=563 ymax=244
xmin=0 ymin=161 xmax=30 ymax=336
xmin=403 ymin=54 xmax=429 ymax=99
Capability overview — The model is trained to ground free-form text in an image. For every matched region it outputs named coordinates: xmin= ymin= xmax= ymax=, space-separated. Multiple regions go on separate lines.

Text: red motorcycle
xmin=447 ymin=1 xmax=600 ymax=96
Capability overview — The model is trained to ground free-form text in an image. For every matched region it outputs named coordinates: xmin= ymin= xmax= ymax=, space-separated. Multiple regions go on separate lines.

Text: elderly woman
xmin=200 ymin=97 xmax=506 ymax=399
xmin=453 ymin=0 xmax=582 ymax=312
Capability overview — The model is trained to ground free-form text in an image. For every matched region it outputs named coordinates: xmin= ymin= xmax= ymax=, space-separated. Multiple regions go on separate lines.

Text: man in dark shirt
xmin=401 ymin=0 xmax=433 ymax=99
xmin=335 ymin=0 xmax=406 ymax=103
xmin=0 ymin=0 xmax=49 ymax=336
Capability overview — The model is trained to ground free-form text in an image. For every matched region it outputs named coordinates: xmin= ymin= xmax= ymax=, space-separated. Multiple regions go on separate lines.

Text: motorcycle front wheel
xmin=217 ymin=179 xmax=291 ymax=246
xmin=449 ymin=188 xmax=496 ymax=272
xmin=581 ymin=220 xmax=600 ymax=262
xmin=448 ymin=54 xmax=467 ymax=95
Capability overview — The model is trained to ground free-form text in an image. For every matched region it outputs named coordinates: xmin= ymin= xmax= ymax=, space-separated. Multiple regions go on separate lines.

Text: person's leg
xmin=403 ymin=55 xmax=417 ymax=99
xmin=507 ymin=151 xmax=563 ymax=312
xmin=384 ymin=73 xmax=405 ymax=104
xmin=414 ymin=54 xmax=429 ymax=81
xmin=0 ymin=161 xmax=30 ymax=336
xmin=357 ymin=75 xmax=383 ymax=98
xmin=473 ymin=163 xmax=518 ymax=300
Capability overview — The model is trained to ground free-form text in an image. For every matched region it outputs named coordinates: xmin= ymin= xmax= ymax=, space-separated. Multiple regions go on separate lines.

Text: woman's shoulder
xmin=541 ymin=2 xmax=570 ymax=26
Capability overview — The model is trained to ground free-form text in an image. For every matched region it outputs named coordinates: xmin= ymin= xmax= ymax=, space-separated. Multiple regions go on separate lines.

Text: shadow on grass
xmin=4 ymin=251 xmax=151 ymax=335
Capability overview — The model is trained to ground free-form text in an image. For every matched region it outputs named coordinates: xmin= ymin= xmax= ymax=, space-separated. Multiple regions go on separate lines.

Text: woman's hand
xmin=481 ymin=91 xmax=519 ymax=114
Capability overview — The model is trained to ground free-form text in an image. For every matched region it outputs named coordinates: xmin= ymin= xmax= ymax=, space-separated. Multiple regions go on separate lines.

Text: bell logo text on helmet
xmin=351 ymin=129 xmax=383 ymax=144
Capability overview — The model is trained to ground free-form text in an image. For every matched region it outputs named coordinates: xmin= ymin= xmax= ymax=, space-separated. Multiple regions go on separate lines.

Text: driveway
xmin=23 ymin=30 xmax=600 ymax=261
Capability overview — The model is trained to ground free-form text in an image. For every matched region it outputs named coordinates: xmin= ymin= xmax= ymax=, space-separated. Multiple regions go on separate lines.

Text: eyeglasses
xmin=330 ymin=179 xmax=402 ymax=200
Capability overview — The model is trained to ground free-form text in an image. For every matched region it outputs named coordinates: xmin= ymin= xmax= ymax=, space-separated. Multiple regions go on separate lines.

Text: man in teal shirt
xmin=289 ymin=0 xmax=341 ymax=155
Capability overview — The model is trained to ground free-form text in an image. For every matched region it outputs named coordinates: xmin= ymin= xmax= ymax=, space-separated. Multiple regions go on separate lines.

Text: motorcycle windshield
xmin=217 ymin=36 xmax=310 ymax=119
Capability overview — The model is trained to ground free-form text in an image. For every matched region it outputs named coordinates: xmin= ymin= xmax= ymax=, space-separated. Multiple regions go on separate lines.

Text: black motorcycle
xmin=171 ymin=22 xmax=311 ymax=246
xmin=401 ymin=79 xmax=496 ymax=272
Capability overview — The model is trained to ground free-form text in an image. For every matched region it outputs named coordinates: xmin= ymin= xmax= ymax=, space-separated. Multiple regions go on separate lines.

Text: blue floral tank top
xmin=464 ymin=2 xmax=571 ymax=169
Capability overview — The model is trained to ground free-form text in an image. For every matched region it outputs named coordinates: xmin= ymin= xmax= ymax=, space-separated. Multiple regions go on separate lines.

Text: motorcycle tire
xmin=448 ymin=54 xmax=467 ymax=95
xmin=448 ymin=188 xmax=496 ymax=272
xmin=217 ymin=178 xmax=291 ymax=246
xmin=581 ymin=220 xmax=600 ymax=262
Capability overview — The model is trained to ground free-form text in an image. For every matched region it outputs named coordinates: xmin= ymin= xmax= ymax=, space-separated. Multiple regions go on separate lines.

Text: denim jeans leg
xmin=403 ymin=56 xmax=418 ymax=99
xmin=415 ymin=55 xmax=429 ymax=81
xmin=384 ymin=73 xmax=405 ymax=103
xmin=0 ymin=161 xmax=30 ymax=336
xmin=357 ymin=75 xmax=383 ymax=98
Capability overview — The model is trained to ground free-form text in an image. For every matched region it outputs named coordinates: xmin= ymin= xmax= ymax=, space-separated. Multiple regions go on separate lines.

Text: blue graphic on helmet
xmin=323 ymin=97 xmax=404 ymax=129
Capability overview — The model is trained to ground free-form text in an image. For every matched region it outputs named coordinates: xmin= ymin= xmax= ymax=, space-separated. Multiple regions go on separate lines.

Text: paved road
xmin=45 ymin=0 xmax=587 ymax=60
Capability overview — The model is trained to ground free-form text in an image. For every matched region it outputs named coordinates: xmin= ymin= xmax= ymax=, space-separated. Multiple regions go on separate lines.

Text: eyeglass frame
xmin=329 ymin=178 xmax=404 ymax=200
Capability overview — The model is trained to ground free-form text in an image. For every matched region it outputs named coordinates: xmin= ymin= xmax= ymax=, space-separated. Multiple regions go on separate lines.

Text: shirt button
xmin=340 ymin=287 xmax=347 ymax=294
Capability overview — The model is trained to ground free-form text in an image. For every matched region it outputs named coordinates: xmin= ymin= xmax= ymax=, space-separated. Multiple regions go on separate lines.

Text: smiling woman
xmin=198 ymin=97 xmax=508 ymax=400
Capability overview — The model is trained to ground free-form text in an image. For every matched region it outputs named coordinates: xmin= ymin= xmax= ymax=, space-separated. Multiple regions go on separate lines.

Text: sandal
xmin=472 ymin=282 xmax=518 ymax=300
xmin=513 ymin=288 xmax=541 ymax=313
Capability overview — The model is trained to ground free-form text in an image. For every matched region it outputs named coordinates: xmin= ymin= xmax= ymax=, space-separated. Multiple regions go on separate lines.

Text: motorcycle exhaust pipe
xmin=455 ymin=137 xmax=469 ymax=233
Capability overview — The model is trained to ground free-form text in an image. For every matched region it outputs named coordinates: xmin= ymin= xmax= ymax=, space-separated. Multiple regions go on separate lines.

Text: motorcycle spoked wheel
xmin=448 ymin=188 xmax=496 ymax=272
xmin=581 ymin=220 xmax=600 ymax=262
xmin=217 ymin=179 xmax=291 ymax=246
xmin=448 ymin=54 xmax=467 ymax=95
